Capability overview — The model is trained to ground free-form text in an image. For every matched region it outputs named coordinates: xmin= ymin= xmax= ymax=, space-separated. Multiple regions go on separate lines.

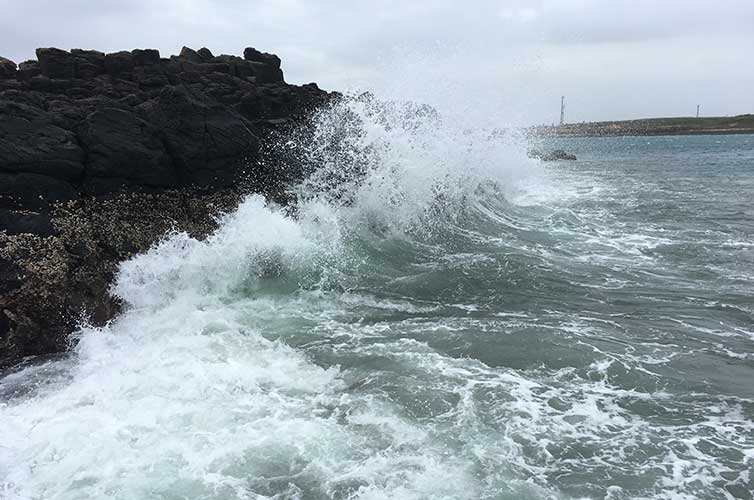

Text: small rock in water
xmin=528 ymin=148 xmax=577 ymax=161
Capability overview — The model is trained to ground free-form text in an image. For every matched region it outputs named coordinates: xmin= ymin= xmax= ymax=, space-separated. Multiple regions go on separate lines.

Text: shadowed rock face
xmin=0 ymin=57 xmax=16 ymax=79
xmin=0 ymin=45 xmax=331 ymax=369
xmin=0 ymin=45 xmax=327 ymax=207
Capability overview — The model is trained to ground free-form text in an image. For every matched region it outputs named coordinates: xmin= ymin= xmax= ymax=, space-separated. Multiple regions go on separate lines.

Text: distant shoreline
xmin=530 ymin=114 xmax=754 ymax=138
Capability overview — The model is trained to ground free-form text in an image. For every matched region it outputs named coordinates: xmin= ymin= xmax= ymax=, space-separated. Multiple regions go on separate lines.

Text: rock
xmin=143 ymin=85 xmax=258 ymax=187
xmin=233 ymin=59 xmax=257 ymax=79
xmin=132 ymin=65 xmax=170 ymax=87
xmin=36 ymin=47 xmax=75 ymax=79
xmin=0 ymin=100 xmax=85 ymax=180
xmin=209 ymin=54 xmax=252 ymax=79
xmin=546 ymin=149 xmax=577 ymax=161
xmin=0 ymin=209 xmax=56 ymax=236
xmin=16 ymin=61 xmax=40 ymax=80
xmin=0 ymin=256 xmax=22 ymax=294
xmin=243 ymin=47 xmax=281 ymax=68
xmin=0 ymin=172 xmax=78 ymax=210
xmin=77 ymin=107 xmax=178 ymax=189
xmin=197 ymin=47 xmax=214 ymax=61
xmin=253 ymin=61 xmax=285 ymax=84
xmin=204 ymin=62 xmax=231 ymax=74
xmin=179 ymin=46 xmax=203 ymax=63
xmin=104 ymin=51 xmax=134 ymax=75
xmin=131 ymin=48 xmax=160 ymax=66
xmin=171 ymin=60 xmax=230 ymax=78
xmin=71 ymin=49 xmax=105 ymax=78
xmin=0 ymin=57 xmax=17 ymax=79
xmin=243 ymin=47 xmax=284 ymax=83
xmin=528 ymin=148 xmax=577 ymax=161
xmin=548 ymin=149 xmax=577 ymax=160
xmin=28 ymin=75 xmax=52 ymax=92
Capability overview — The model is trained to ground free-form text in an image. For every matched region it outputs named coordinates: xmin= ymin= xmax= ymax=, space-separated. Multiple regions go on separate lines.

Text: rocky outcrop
xmin=0 ymin=57 xmax=16 ymax=79
xmin=0 ymin=45 xmax=331 ymax=369
xmin=527 ymin=149 xmax=577 ymax=161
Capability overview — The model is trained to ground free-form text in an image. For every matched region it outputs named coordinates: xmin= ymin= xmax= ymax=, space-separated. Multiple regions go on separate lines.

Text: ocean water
xmin=1 ymin=99 xmax=753 ymax=500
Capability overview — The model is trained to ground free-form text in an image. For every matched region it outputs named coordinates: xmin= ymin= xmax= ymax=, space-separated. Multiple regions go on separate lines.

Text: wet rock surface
xmin=0 ymin=45 xmax=331 ymax=368
xmin=527 ymin=148 xmax=578 ymax=161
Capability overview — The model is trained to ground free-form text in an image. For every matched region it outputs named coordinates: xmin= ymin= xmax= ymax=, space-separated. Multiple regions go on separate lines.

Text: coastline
xmin=530 ymin=114 xmax=754 ymax=138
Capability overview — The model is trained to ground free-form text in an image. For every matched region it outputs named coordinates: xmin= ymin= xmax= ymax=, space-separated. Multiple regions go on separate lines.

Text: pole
xmin=696 ymin=105 xmax=700 ymax=118
xmin=560 ymin=96 xmax=565 ymax=126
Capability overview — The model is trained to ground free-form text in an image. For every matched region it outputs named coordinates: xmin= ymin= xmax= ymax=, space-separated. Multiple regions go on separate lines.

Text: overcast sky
xmin=2 ymin=0 xmax=753 ymax=125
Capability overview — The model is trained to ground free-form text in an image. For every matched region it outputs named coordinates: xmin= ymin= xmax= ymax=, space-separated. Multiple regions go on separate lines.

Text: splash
xmin=292 ymin=93 xmax=535 ymax=228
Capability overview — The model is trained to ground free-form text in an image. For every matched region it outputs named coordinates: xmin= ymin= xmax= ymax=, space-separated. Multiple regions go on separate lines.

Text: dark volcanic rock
xmin=131 ymin=48 xmax=160 ymax=66
xmin=0 ymin=172 xmax=78 ymax=210
xmin=16 ymin=61 xmax=40 ymax=81
xmin=0 ymin=57 xmax=16 ymax=79
xmin=77 ymin=107 xmax=177 ymax=189
xmin=244 ymin=47 xmax=281 ymax=68
xmin=143 ymin=85 xmax=259 ymax=186
xmin=36 ymin=48 xmax=75 ymax=79
xmin=243 ymin=47 xmax=284 ymax=82
xmin=528 ymin=148 xmax=577 ymax=161
xmin=548 ymin=149 xmax=577 ymax=161
xmin=104 ymin=51 xmax=134 ymax=75
xmin=0 ymin=45 xmax=327 ymax=206
xmin=0 ymin=100 xmax=85 ymax=180
xmin=0 ymin=44 xmax=332 ymax=369
xmin=71 ymin=49 xmax=106 ymax=79
xmin=179 ymin=46 xmax=203 ymax=63
xmin=0 ymin=255 xmax=22 ymax=294
xmin=197 ymin=47 xmax=214 ymax=61
xmin=0 ymin=209 xmax=57 ymax=237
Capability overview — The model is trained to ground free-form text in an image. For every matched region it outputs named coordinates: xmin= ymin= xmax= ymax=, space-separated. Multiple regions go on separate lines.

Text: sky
xmin=1 ymin=0 xmax=753 ymax=126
